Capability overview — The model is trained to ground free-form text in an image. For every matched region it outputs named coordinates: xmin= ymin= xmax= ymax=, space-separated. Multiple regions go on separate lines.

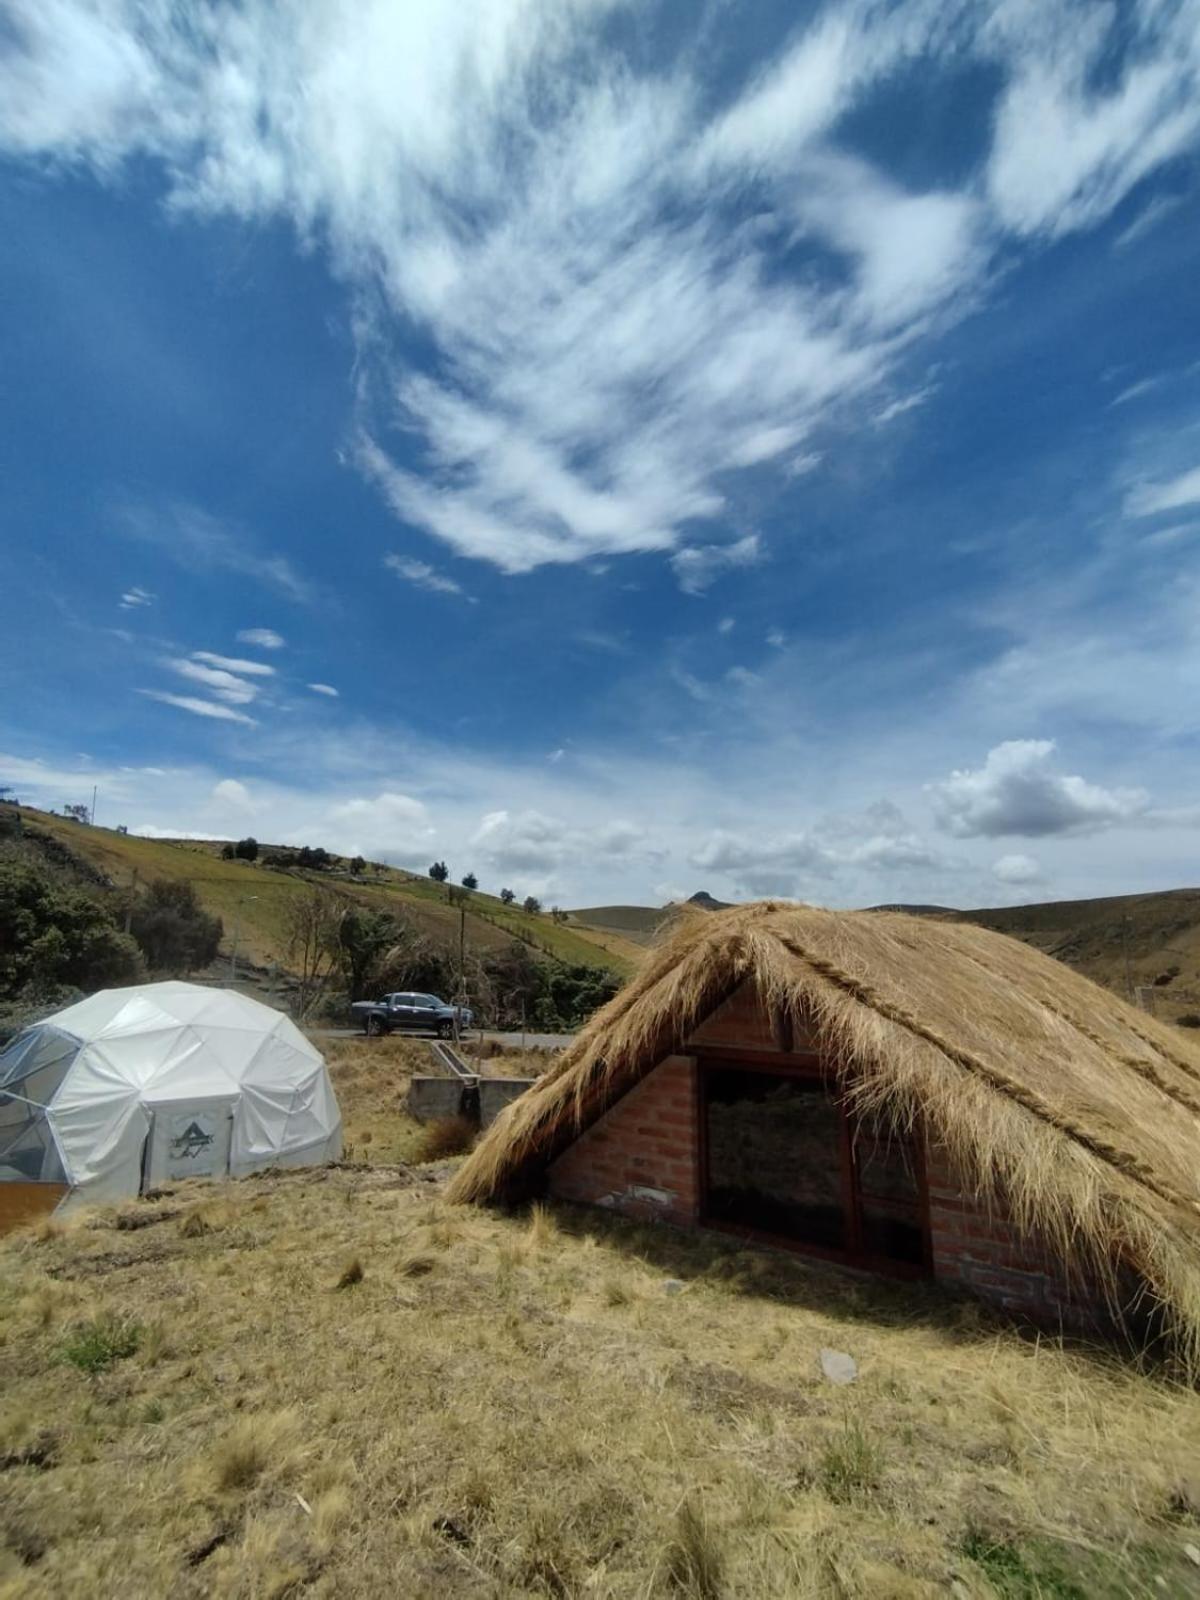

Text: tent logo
xmin=170 ymin=1119 xmax=215 ymax=1161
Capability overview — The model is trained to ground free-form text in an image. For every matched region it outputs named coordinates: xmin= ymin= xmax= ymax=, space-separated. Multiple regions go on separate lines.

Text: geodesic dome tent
xmin=0 ymin=982 xmax=341 ymax=1225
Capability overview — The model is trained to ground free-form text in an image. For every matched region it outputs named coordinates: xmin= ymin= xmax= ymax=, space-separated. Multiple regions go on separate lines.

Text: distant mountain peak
xmin=686 ymin=890 xmax=731 ymax=910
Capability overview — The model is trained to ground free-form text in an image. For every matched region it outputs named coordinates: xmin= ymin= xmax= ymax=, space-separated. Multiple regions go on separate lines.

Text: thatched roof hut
xmin=450 ymin=902 xmax=1200 ymax=1364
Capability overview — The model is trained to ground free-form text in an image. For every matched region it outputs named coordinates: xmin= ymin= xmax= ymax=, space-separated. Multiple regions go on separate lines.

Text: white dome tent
xmin=0 ymin=982 xmax=341 ymax=1224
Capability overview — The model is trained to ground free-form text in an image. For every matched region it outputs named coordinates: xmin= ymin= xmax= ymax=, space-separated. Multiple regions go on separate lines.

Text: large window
xmin=700 ymin=1061 xmax=928 ymax=1275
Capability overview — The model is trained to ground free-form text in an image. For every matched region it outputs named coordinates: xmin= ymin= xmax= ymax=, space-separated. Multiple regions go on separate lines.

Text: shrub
xmin=0 ymin=856 xmax=142 ymax=1000
xmin=127 ymin=879 xmax=222 ymax=974
xmin=1177 ymin=1014 xmax=1200 ymax=1029
xmin=234 ymin=837 xmax=258 ymax=861
xmin=59 ymin=1314 xmax=143 ymax=1374
xmin=415 ymin=1115 xmax=477 ymax=1162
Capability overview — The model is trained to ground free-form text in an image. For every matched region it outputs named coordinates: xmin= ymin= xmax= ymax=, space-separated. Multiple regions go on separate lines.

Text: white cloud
xmin=166 ymin=657 xmax=260 ymax=705
xmin=688 ymin=800 xmax=943 ymax=898
xmin=1124 ymin=465 xmax=1200 ymax=519
xmin=237 ymin=628 xmax=286 ymax=649
xmin=212 ymin=778 xmax=255 ymax=813
xmin=119 ymin=585 xmax=154 ymax=610
xmin=119 ymin=501 xmax=311 ymax=602
xmin=308 ymin=683 xmax=339 ymax=697
xmin=670 ymin=533 xmax=762 ymax=596
xmin=191 ymin=651 xmax=275 ymax=677
xmin=382 ymin=552 xmax=468 ymax=597
xmin=717 ymin=617 xmax=735 ymax=634
xmin=875 ymin=386 xmax=936 ymax=426
xmin=928 ymin=740 xmax=1149 ymax=838
xmin=3 ymin=2 xmax=1196 ymax=583
xmin=992 ymin=852 xmax=1044 ymax=886
xmin=137 ymin=690 xmax=256 ymax=725
xmin=984 ymin=1 xmax=1200 ymax=238
xmin=322 ymin=792 xmax=433 ymax=860
xmin=470 ymin=807 xmax=651 ymax=884
xmin=766 ymin=629 xmax=785 ymax=649
xmin=1109 ymin=376 xmax=1162 ymax=408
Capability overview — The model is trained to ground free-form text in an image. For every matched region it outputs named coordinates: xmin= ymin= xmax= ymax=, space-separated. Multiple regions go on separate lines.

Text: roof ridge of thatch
xmin=770 ymin=930 xmax=1195 ymax=1216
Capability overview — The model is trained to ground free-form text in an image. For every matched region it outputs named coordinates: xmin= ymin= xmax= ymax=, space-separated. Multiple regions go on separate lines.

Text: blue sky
xmin=1 ymin=0 xmax=1199 ymax=908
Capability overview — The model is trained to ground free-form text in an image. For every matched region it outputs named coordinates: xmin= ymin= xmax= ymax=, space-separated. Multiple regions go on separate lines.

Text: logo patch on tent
xmin=170 ymin=1116 xmax=216 ymax=1161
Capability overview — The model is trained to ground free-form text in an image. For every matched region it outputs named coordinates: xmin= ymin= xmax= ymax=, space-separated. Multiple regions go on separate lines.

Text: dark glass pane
xmin=853 ymin=1126 xmax=920 ymax=1204
xmin=860 ymin=1208 xmax=925 ymax=1265
xmin=704 ymin=1068 xmax=846 ymax=1249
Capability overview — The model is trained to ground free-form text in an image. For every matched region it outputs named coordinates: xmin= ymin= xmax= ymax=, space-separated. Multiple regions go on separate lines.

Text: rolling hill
xmin=8 ymin=808 xmax=643 ymax=980
xmin=569 ymin=887 xmax=1200 ymax=1024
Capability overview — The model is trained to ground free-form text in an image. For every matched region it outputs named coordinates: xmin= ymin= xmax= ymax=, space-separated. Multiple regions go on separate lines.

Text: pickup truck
xmin=349 ymin=991 xmax=474 ymax=1039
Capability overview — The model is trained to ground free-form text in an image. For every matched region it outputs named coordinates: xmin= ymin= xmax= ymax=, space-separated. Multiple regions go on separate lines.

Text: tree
xmin=285 ymin=888 xmax=347 ymax=1017
xmin=349 ymin=855 xmax=366 ymax=877
xmin=522 ymin=895 xmax=541 ymax=915
xmin=461 ymin=872 xmax=478 ymax=891
xmin=127 ymin=880 xmax=223 ymax=974
xmin=234 ymin=837 xmax=258 ymax=862
xmin=63 ymin=803 xmax=90 ymax=824
xmin=0 ymin=857 xmax=142 ymax=1000
xmin=220 ymin=843 xmax=236 ymax=860
xmin=337 ymin=907 xmax=401 ymax=1000
xmin=499 ymin=888 xmax=515 ymax=905
xmin=297 ymin=845 xmax=331 ymax=871
xmin=550 ymin=907 xmax=569 ymax=924
xmin=429 ymin=861 xmax=449 ymax=883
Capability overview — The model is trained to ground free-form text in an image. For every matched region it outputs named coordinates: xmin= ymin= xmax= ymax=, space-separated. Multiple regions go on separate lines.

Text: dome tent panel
xmin=233 ymin=1075 xmax=342 ymax=1173
xmin=0 ymin=1094 xmax=68 ymax=1184
xmin=49 ymin=1091 xmax=149 ymax=1205
xmin=0 ymin=1026 xmax=78 ymax=1095
xmin=81 ymin=1027 xmax=210 ymax=1093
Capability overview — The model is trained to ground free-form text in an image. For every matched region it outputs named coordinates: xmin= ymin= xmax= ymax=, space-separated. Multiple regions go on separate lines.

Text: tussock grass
xmin=2 ymin=1088 xmax=1199 ymax=1594
xmin=57 ymin=1314 xmax=142 ymax=1375
xmin=415 ymin=1113 xmax=478 ymax=1163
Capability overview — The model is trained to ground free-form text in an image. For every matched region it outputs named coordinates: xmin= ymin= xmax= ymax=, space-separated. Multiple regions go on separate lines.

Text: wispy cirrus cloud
xmin=670 ymin=534 xmax=762 ymax=596
xmin=191 ymin=651 xmax=275 ymax=677
xmin=383 ymin=551 xmax=470 ymax=598
xmin=236 ymin=628 xmax=285 ymax=649
xmin=119 ymin=585 xmax=154 ymax=610
xmin=1125 ymin=465 xmax=1200 ymax=519
xmin=118 ymin=500 xmax=312 ymax=602
xmin=308 ymin=683 xmax=339 ymax=697
xmin=4 ymin=2 xmax=1197 ymax=582
xmin=166 ymin=657 xmax=262 ymax=706
xmin=137 ymin=690 xmax=256 ymax=726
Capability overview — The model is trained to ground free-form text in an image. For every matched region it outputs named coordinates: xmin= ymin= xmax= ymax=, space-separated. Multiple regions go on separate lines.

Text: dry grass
xmin=450 ymin=901 xmax=1200 ymax=1370
xmin=1 ymin=1150 xmax=1200 ymax=1596
xmin=319 ymin=1033 xmax=430 ymax=1165
xmin=415 ymin=1115 xmax=479 ymax=1164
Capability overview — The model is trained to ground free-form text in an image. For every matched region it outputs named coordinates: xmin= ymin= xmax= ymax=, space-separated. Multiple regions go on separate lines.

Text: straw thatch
xmin=450 ymin=901 xmax=1200 ymax=1364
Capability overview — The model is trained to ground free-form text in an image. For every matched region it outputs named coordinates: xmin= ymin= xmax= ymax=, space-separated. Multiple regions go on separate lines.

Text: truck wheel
xmin=367 ymin=1015 xmax=383 ymax=1038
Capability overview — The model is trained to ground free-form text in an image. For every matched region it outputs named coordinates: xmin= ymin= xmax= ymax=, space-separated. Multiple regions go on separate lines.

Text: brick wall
xmin=547 ymin=1054 xmax=698 ymax=1225
xmin=925 ymin=1141 xmax=1113 ymax=1335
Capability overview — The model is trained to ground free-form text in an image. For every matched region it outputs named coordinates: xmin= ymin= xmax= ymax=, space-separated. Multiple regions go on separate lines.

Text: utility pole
xmin=123 ymin=867 xmax=139 ymax=935
xmin=230 ymin=896 xmax=258 ymax=984
xmin=455 ymin=903 xmax=466 ymax=1042
xmin=1121 ymin=914 xmax=1134 ymax=1002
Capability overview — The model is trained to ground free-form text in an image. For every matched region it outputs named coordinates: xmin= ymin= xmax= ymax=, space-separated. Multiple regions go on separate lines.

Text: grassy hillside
xmin=15 ymin=809 xmax=640 ymax=980
xmin=958 ymin=889 xmax=1200 ymax=1027
xmin=571 ymin=887 xmax=1200 ymax=1022
xmin=2 ymin=1053 xmax=1198 ymax=1596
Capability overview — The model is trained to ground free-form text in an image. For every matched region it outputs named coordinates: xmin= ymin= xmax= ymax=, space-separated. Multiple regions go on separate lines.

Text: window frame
xmin=694 ymin=1048 xmax=932 ymax=1280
